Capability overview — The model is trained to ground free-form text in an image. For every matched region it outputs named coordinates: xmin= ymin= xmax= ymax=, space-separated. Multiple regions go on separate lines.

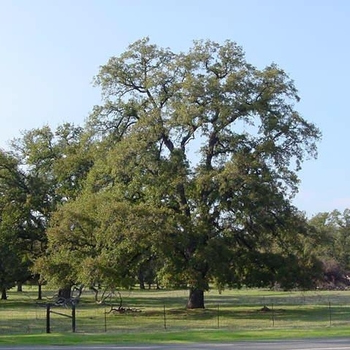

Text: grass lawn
xmin=1 ymin=286 xmax=350 ymax=345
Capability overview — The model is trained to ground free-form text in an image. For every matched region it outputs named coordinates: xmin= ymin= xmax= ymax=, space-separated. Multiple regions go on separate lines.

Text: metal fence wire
xmin=1 ymin=289 xmax=350 ymax=334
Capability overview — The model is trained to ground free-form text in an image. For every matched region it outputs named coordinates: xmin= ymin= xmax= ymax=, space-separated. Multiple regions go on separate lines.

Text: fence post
xmin=46 ymin=304 xmax=51 ymax=334
xmin=163 ymin=305 xmax=167 ymax=329
xmin=329 ymin=301 xmax=332 ymax=326
xmin=72 ymin=304 xmax=76 ymax=333
xmin=217 ymin=304 xmax=220 ymax=329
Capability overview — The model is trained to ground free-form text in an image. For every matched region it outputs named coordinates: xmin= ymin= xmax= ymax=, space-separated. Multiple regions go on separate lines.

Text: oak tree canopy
xmin=35 ymin=38 xmax=321 ymax=308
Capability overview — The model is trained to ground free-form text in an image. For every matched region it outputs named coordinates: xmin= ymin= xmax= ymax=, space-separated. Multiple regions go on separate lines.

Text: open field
xmin=1 ymin=286 xmax=350 ymax=345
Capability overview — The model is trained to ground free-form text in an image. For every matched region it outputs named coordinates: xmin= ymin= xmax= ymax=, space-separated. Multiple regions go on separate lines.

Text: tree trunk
xmin=187 ymin=288 xmax=204 ymax=309
xmin=1 ymin=288 xmax=7 ymax=300
xmin=17 ymin=282 xmax=23 ymax=292
xmin=90 ymin=286 xmax=99 ymax=302
xmin=138 ymin=271 xmax=145 ymax=290
xmin=37 ymin=283 xmax=42 ymax=300
xmin=58 ymin=287 xmax=71 ymax=299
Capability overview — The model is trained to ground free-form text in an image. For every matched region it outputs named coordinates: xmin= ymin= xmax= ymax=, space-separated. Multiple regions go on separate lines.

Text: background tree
xmin=39 ymin=38 xmax=321 ymax=308
xmin=8 ymin=123 xmax=94 ymax=298
xmin=309 ymin=209 xmax=350 ymax=288
xmin=329 ymin=209 xmax=350 ymax=272
xmin=0 ymin=151 xmax=33 ymax=299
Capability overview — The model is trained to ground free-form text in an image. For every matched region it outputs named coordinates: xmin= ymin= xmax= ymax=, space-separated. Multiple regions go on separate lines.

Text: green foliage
xmin=2 ymin=38 xmax=322 ymax=307
xmin=0 ymin=123 xmax=95 ymax=295
xmin=0 ymin=151 xmax=33 ymax=295
xmin=308 ymin=209 xmax=350 ymax=286
xmin=39 ymin=38 xmax=321 ymax=307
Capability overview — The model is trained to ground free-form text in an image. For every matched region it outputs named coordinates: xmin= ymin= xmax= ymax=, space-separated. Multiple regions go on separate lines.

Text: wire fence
xmin=1 ymin=289 xmax=350 ymax=334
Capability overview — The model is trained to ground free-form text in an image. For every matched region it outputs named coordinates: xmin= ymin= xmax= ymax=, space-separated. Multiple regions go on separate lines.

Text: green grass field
xmin=1 ymin=286 xmax=350 ymax=345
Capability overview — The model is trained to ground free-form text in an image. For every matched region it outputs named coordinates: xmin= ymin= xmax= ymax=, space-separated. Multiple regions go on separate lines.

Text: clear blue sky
xmin=0 ymin=0 xmax=349 ymax=217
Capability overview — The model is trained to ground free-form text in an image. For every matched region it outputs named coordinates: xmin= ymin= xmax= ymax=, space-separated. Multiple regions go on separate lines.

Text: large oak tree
xmin=40 ymin=38 xmax=321 ymax=308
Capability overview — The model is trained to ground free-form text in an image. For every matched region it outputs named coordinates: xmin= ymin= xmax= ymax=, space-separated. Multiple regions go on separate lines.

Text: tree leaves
xmin=23 ymin=38 xmax=322 ymax=305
